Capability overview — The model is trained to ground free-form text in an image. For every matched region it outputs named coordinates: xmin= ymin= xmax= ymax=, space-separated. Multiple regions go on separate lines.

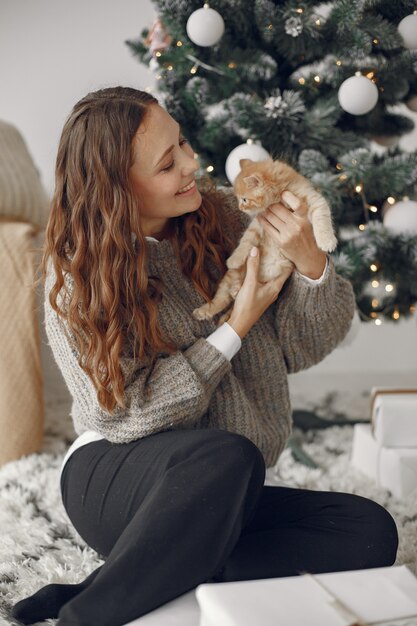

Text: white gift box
xmin=351 ymin=423 xmax=417 ymax=499
xmin=196 ymin=565 xmax=417 ymax=626
xmin=371 ymin=387 xmax=417 ymax=447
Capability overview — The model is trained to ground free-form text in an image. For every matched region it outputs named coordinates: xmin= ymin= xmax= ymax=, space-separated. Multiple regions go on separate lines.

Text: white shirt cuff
xmin=206 ymin=322 xmax=242 ymax=361
xmin=297 ymin=256 xmax=328 ymax=285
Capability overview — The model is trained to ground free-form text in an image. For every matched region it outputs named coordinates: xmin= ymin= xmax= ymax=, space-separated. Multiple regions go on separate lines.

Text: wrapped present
xmin=351 ymin=424 xmax=417 ymax=499
xmin=196 ymin=565 xmax=417 ymax=626
xmin=371 ymin=387 xmax=417 ymax=447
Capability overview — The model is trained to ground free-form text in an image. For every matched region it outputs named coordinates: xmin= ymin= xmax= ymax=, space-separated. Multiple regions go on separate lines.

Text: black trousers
xmin=55 ymin=428 xmax=397 ymax=625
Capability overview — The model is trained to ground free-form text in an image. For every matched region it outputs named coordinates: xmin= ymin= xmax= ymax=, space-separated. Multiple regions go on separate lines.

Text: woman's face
xmin=129 ymin=104 xmax=202 ymax=238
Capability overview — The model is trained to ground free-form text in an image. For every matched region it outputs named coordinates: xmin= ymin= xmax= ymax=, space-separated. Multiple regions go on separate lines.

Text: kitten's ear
xmin=239 ymin=158 xmax=253 ymax=169
xmin=243 ymin=173 xmax=262 ymax=189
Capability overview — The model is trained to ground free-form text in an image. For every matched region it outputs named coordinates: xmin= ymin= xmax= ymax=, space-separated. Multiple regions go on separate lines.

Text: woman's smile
xmin=176 ymin=179 xmax=197 ymax=196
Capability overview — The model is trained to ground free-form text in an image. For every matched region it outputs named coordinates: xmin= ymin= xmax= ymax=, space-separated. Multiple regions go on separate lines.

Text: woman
xmin=12 ymin=86 xmax=398 ymax=626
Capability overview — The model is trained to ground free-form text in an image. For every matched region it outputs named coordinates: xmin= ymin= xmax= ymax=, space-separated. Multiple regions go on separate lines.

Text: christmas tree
xmin=126 ymin=1 xmax=417 ymax=323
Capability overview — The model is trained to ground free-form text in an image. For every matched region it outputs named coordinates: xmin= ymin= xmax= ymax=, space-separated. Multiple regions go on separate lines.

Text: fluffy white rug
xmin=1 ymin=392 xmax=417 ymax=626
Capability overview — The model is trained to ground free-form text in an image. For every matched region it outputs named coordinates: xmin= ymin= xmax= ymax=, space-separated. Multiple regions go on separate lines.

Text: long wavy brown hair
xmin=41 ymin=86 xmax=236 ymax=414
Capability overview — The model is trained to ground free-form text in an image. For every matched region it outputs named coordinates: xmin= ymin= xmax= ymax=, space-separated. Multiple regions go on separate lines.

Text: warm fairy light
xmin=336 ymin=163 xmax=343 ymax=170
xmin=369 ymin=205 xmax=378 ymax=213
xmin=206 ymin=165 xmax=214 ymax=172
xmin=299 ymin=77 xmax=306 ymax=85
xmin=372 ymin=280 xmax=379 ymax=288
xmin=156 ymin=74 xmax=162 ymax=80
xmin=315 ymin=19 xmax=321 ymax=26
xmin=385 ymin=284 xmax=394 ymax=292
xmin=355 ymin=184 xmax=363 ymax=193
xmin=155 ymin=51 xmax=162 ymax=57
xmin=228 ymin=62 xmax=237 ymax=69
xmin=370 ymin=264 xmax=378 ymax=272
xmin=372 ymin=298 xmax=379 ymax=308
xmin=339 ymin=174 xmax=347 ymax=181
xmin=296 ymin=7 xmax=304 ymax=13
xmin=393 ymin=310 xmax=400 ymax=320
xmin=167 ymin=65 xmax=173 ymax=71
xmin=373 ymin=38 xmax=379 ymax=44
xmin=314 ymin=75 xmax=321 ymax=83
xmin=366 ymin=71 xmax=375 ymax=79
xmin=267 ymin=23 xmax=273 ymax=30
xmin=387 ymin=196 xmax=396 ymax=205
xmin=375 ymin=318 xmax=382 ymax=326
xmin=352 ymin=159 xmax=357 ymax=165
xmin=177 ymin=41 xmax=183 ymax=47
xmin=410 ymin=305 xmax=416 ymax=313
xmin=190 ymin=65 xmax=198 ymax=74
xmin=359 ymin=224 xmax=366 ymax=231
xmin=336 ymin=60 xmax=342 ymax=66
xmin=370 ymin=312 xmax=377 ymax=318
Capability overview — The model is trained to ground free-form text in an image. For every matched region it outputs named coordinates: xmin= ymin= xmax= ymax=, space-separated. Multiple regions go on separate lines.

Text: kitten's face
xmin=233 ymin=158 xmax=275 ymax=216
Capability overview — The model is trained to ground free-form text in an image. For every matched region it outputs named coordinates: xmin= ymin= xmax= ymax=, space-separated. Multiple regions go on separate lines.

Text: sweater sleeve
xmin=44 ymin=274 xmax=231 ymax=444
xmin=274 ymin=257 xmax=356 ymax=373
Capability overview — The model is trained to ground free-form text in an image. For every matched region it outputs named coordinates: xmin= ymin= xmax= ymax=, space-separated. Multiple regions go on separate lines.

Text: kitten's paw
xmin=317 ymin=233 xmax=338 ymax=253
xmin=226 ymin=256 xmax=243 ymax=270
xmin=193 ymin=305 xmax=214 ymax=321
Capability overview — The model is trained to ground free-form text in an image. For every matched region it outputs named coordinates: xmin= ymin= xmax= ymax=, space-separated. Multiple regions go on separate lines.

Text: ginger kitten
xmin=193 ymin=157 xmax=337 ymax=323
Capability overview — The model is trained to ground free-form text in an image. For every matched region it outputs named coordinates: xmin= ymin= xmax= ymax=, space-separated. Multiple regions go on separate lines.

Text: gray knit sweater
xmin=44 ymin=193 xmax=355 ymax=467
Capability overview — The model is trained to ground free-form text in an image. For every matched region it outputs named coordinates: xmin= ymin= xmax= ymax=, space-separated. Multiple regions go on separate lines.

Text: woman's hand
xmin=228 ymin=247 xmax=292 ymax=339
xmin=258 ymin=190 xmax=327 ymax=280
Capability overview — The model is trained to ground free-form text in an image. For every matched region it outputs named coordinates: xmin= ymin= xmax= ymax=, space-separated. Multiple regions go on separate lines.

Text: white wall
xmin=0 ymin=0 xmax=156 ymax=193
xmin=1 ymin=0 xmax=416 ymax=381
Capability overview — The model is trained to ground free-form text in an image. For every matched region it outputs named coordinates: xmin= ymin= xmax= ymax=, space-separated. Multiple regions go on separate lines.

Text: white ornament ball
xmin=186 ymin=6 xmax=225 ymax=47
xmin=383 ymin=200 xmax=417 ymax=235
xmin=398 ymin=13 xmax=417 ymax=50
xmin=338 ymin=75 xmax=379 ymax=115
xmin=406 ymin=95 xmax=417 ymax=112
xmin=371 ymin=135 xmax=399 ymax=147
xmin=225 ymin=143 xmax=270 ymax=184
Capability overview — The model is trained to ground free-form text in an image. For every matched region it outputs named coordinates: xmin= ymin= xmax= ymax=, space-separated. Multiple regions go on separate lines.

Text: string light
xmin=298 ymin=77 xmax=306 ymax=85
xmin=369 ymin=205 xmax=378 ymax=213
xmin=375 ymin=318 xmax=382 ymax=326
xmin=267 ymin=23 xmax=273 ymax=30
xmin=167 ymin=65 xmax=173 ymax=71
xmin=359 ymin=224 xmax=366 ymax=231
xmin=155 ymin=51 xmax=162 ymax=58
xmin=387 ymin=196 xmax=396 ymax=205
xmin=295 ymin=7 xmax=304 ymax=13
xmin=228 ymin=61 xmax=237 ymax=69
xmin=156 ymin=74 xmax=162 ymax=80
xmin=190 ymin=65 xmax=198 ymax=74
xmin=335 ymin=60 xmax=342 ymax=66
xmin=410 ymin=305 xmax=416 ymax=313
xmin=373 ymin=38 xmax=379 ymax=44
xmin=370 ymin=264 xmax=378 ymax=272
xmin=366 ymin=71 xmax=375 ymax=79
xmin=314 ymin=75 xmax=321 ymax=83
xmin=315 ymin=19 xmax=321 ymax=26
xmin=339 ymin=174 xmax=347 ymax=181
xmin=176 ymin=41 xmax=183 ymax=47
xmin=370 ymin=312 xmax=377 ymax=318
xmin=392 ymin=309 xmax=400 ymax=320
xmin=372 ymin=298 xmax=379 ymax=308
xmin=385 ymin=284 xmax=394 ymax=292
xmin=336 ymin=163 xmax=343 ymax=170
xmin=355 ymin=184 xmax=363 ymax=193
xmin=247 ymin=138 xmax=254 ymax=145
xmin=206 ymin=165 xmax=214 ymax=172
xmin=372 ymin=280 xmax=379 ymax=288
